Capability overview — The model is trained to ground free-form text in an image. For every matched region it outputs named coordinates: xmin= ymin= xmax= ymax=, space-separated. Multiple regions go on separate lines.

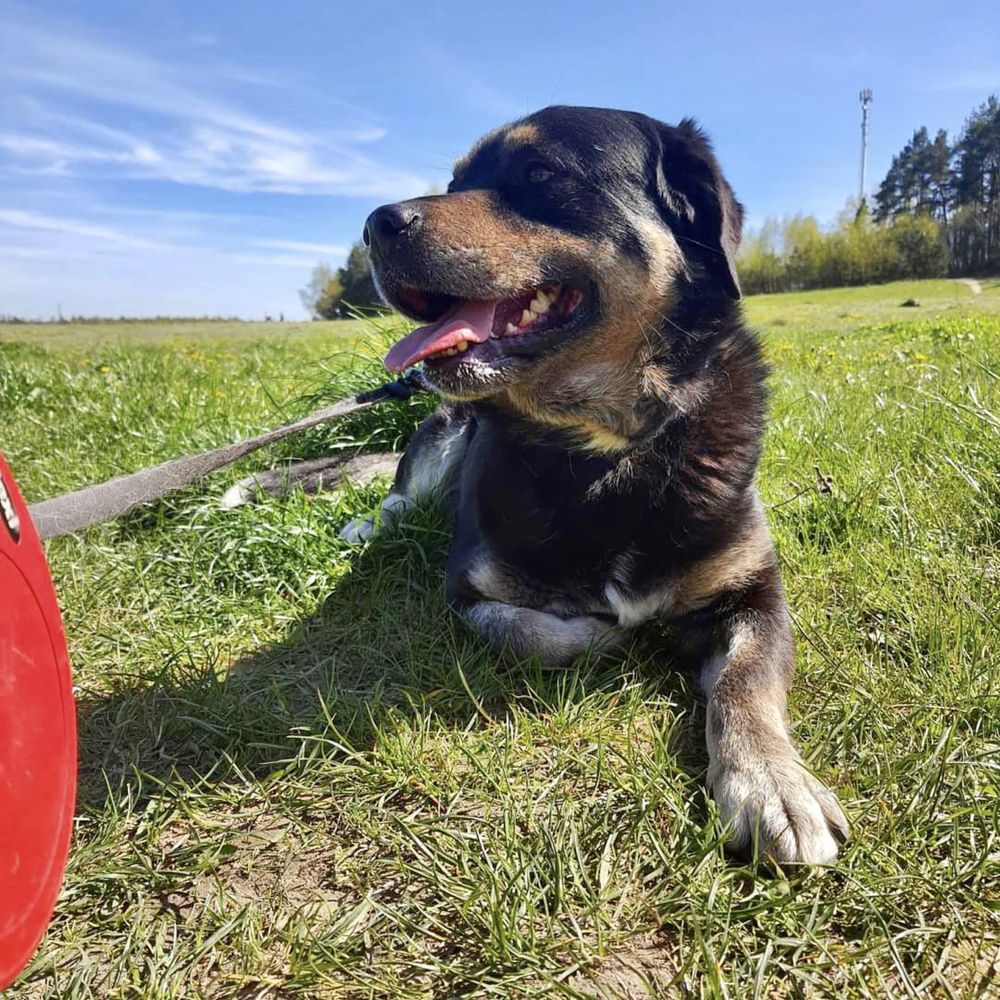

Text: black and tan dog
xmin=338 ymin=105 xmax=848 ymax=865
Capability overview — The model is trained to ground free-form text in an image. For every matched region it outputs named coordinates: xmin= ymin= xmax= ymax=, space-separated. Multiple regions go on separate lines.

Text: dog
xmin=317 ymin=106 xmax=848 ymax=865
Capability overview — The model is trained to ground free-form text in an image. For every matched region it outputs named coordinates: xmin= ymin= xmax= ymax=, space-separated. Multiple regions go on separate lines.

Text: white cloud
xmin=253 ymin=239 xmax=350 ymax=256
xmin=0 ymin=209 xmax=161 ymax=248
xmin=0 ymin=133 xmax=162 ymax=175
xmin=0 ymin=16 xmax=427 ymax=198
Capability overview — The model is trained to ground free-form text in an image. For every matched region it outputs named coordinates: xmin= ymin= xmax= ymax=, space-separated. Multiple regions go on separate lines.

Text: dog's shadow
xmin=74 ymin=504 xmax=707 ymax=815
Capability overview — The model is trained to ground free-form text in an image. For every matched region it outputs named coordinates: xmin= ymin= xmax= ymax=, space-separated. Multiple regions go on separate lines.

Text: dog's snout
xmin=364 ymin=202 xmax=422 ymax=254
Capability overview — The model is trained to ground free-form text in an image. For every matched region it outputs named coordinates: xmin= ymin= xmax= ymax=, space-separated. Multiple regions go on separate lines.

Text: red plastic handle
xmin=0 ymin=455 xmax=77 ymax=989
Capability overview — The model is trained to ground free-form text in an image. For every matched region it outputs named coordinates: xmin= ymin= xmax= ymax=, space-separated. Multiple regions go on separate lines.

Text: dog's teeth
xmin=529 ymin=294 xmax=549 ymax=315
xmin=455 ymin=340 xmax=468 ymax=352
xmin=506 ymin=322 xmax=518 ymax=335
xmin=520 ymin=309 xmax=533 ymax=325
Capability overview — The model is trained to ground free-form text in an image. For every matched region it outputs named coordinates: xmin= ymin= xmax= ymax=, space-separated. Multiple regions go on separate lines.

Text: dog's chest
xmin=448 ymin=422 xmax=661 ymax=615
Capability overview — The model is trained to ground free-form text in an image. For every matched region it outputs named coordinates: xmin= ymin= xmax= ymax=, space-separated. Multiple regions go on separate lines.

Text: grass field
xmin=2 ymin=279 xmax=998 ymax=997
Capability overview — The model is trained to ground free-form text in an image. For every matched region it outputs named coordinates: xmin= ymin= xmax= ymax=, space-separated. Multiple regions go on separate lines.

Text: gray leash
xmin=28 ymin=371 xmax=427 ymax=541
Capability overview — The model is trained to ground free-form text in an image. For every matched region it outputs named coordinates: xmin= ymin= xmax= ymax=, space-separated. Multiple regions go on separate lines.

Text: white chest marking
xmin=603 ymin=580 xmax=674 ymax=627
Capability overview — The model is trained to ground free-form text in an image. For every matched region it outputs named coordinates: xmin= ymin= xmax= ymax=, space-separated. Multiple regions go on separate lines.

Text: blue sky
xmin=2 ymin=1 xmax=997 ymax=320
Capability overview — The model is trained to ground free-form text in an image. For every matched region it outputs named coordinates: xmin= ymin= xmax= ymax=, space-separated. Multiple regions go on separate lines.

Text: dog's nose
xmin=364 ymin=202 xmax=422 ymax=254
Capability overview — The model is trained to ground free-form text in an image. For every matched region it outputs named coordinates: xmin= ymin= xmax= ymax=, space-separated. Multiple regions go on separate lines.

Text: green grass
xmin=2 ymin=280 xmax=998 ymax=997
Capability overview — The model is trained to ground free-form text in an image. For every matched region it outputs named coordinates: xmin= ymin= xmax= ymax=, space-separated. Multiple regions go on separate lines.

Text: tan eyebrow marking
xmin=505 ymin=123 xmax=540 ymax=147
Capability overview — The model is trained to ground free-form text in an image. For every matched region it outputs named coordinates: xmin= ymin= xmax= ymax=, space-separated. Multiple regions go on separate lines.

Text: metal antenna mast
xmin=859 ymin=89 xmax=873 ymax=207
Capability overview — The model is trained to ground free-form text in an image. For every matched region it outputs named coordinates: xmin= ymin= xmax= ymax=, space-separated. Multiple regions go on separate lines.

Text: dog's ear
xmin=653 ymin=118 xmax=743 ymax=299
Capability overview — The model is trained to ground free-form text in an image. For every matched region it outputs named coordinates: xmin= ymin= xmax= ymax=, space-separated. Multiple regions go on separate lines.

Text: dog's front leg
xmin=688 ymin=573 xmax=848 ymax=865
xmin=461 ymin=601 xmax=624 ymax=668
xmin=340 ymin=404 xmax=473 ymax=543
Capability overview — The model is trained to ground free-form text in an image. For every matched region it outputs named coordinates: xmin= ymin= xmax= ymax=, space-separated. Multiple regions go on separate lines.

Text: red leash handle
xmin=0 ymin=455 xmax=77 ymax=989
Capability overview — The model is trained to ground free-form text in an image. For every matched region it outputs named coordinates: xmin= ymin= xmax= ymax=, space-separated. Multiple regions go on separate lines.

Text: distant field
xmin=2 ymin=279 xmax=998 ymax=997
xmin=745 ymin=276 xmax=1000 ymax=334
xmin=0 ymin=316 xmax=370 ymax=350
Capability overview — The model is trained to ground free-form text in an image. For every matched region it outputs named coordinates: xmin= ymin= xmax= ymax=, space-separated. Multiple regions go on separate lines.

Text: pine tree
xmin=953 ymin=96 xmax=1000 ymax=272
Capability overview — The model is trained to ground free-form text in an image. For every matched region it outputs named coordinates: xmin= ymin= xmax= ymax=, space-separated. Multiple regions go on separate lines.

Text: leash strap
xmin=28 ymin=370 xmax=428 ymax=541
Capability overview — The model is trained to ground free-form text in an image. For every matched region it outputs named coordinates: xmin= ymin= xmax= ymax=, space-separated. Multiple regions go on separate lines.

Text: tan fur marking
xmin=629 ymin=215 xmax=686 ymax=297
xmin=673 ymin=518 xmax=775 ymax=614
xmin=640 ymin=363 xmax=674 ymax=400
xmin=468 ymin=555 xmax=513 ymax=602
xmin=505 ymin=123 xmax=540 ymax=146
xmin=501 ymin=396 xmax=633 ymax=453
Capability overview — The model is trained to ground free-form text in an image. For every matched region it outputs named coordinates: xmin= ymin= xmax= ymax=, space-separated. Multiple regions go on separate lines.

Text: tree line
xmin=738 ymin=95 xmax=998 ymax=295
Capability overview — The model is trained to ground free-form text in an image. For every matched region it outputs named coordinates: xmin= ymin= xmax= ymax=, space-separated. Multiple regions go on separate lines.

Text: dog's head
xmin=366 ymin=106 xmax=743 ymax=437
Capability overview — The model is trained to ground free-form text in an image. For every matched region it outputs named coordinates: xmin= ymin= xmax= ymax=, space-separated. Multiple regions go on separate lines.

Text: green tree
xmin=783 ymin=215 xmax=827 ymax=289
xmin=299 ymin=241 xmax=385 ymax=320
xmin=948 ymin=203 xmax=987 ymax=276
xmin=924 ymin=129 xmax=954 ymax=223
xmin=313 ymin=274 xmax=344 ymax=319
xmin=338 ymin=242 xmax=381 ymax=313
xmin=736 ymin=219 xmax=785 ymax=294
xmin=890 ymin=214 xmax=947 ymax=278
xmin=874 ymin=152 xmax=904 ymax=223
xmin=299 ymin=262 xmax=337 ymax=318
xmin=832 ymin=203 xmax=900 ymax=286
xmin=874 ymin=127 xmax=953 ymax=224
xmin=953 ymin=95 xmax=1000 ymax=273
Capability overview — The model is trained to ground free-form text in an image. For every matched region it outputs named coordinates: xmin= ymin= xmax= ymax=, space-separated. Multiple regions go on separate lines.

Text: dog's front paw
xmin=708 ymin=749 xmax=848 ymax=866
xmin=339 ymin=492 xmax=410 ymax=543
xmin=339 ymin=514 xmax=376 ymax=543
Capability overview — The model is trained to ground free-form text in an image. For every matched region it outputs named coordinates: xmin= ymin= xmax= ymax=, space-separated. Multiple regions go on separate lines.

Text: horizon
xmin=2 ymin=0 xmax=998 ymax=321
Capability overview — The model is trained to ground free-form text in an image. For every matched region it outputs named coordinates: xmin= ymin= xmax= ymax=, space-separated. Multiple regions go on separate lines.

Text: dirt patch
xmin=953 ymin=277 xmax=982 ymax=294
xmin=155 ymin=810 xmax=355 ymax=925
xmin=565 ymin=935 xmax=682 ymax=998
xmin=943 ymin=938 xmax=999 ymax=995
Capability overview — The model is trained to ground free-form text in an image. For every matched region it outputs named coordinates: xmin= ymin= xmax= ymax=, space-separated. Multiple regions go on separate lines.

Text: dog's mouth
xmin=384 ymin=282 xmax=590 ymax=372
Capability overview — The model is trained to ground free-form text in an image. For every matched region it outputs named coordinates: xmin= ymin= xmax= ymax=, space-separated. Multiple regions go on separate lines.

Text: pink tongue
xmin=384 ymin=299 xmax=497 ymax=372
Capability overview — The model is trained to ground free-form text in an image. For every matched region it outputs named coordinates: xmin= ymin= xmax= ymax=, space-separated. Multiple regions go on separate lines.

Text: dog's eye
xmin=526 ymin=162 xmax=554 ymax=184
